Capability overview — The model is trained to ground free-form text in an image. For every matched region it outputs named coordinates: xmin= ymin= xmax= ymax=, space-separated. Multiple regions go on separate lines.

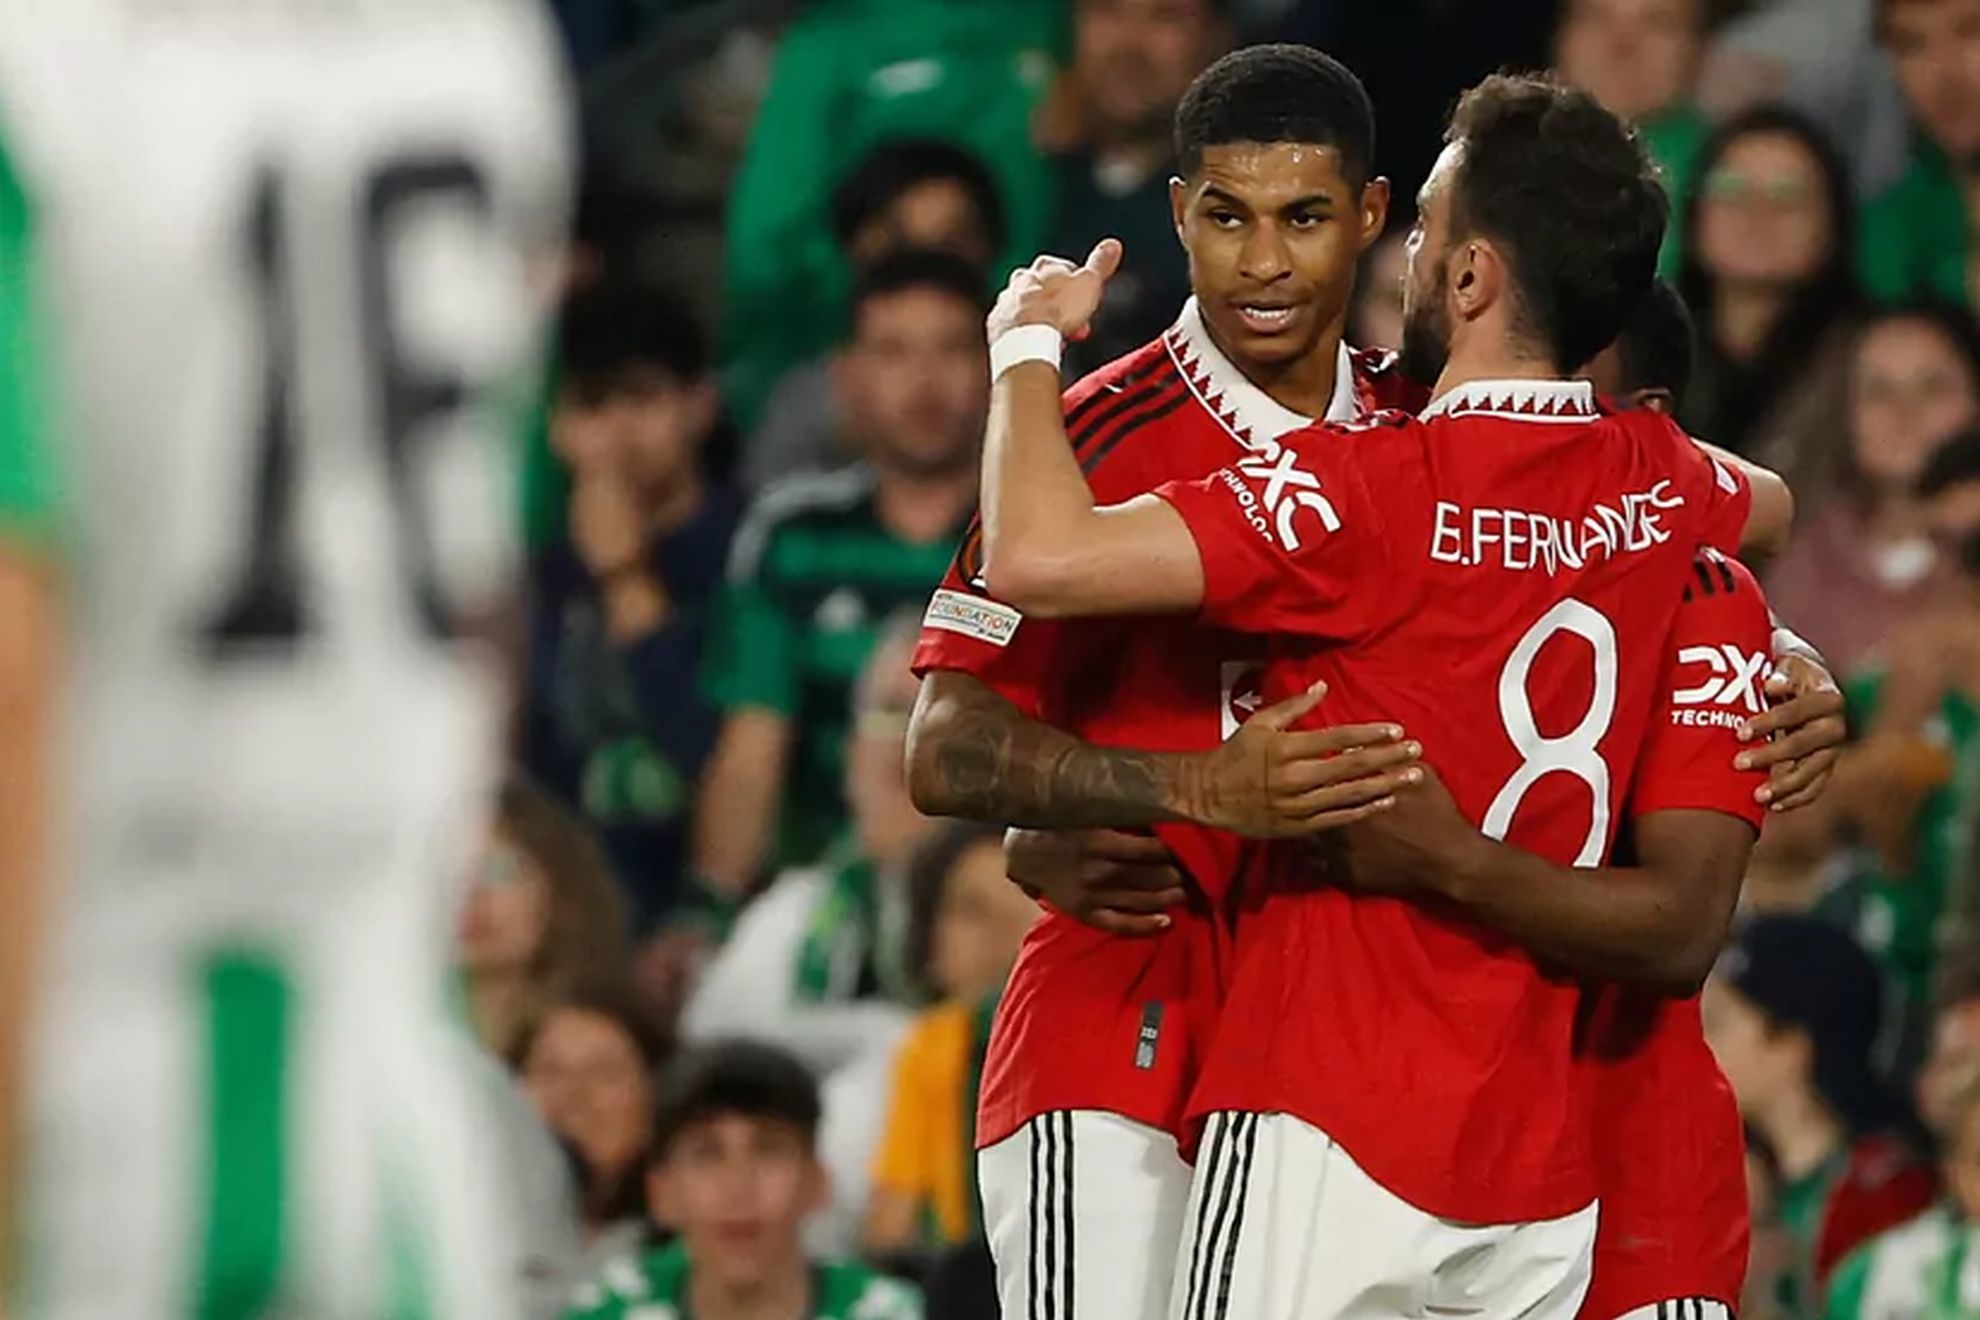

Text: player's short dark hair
xmin=651 ymin=1040 xmax=822 ymax=1161
xmin=1174 ymin=44 xmax=1375 ymax=184
xmin=1446 ymin=74 xmax=1668 ymax=374
xmin=847 ymin=246 xmax=990 ymax=329
xmin=556 ymin=284 xmax=708 ymax=391
xmin=830 ymin=138 xmax=1008 ymax=257
xmin=1610 ymin=280 xmax=1697 ymax=401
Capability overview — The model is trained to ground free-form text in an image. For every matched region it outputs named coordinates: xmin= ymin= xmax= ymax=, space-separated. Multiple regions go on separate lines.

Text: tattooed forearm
xmin=907 ymin=670 xmax=1204 ymax=827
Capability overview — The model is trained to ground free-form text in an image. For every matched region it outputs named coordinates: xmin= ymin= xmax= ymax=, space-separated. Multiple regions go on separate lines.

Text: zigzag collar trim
xmin=1162 ymin=298 xmax=1357 ymax=447
xmin=1420 ymin=378 xmax=1597 ymax=422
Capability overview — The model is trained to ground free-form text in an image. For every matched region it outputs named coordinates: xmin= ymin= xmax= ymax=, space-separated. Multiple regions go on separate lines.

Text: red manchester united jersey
xmin=1580 ymin=549 xmax=1770 ymax=1319
xmin=1156 ymin=378 xmax=1753 ymax=1224
xmin=912 ymin=300 xmax=1423 ymax=1148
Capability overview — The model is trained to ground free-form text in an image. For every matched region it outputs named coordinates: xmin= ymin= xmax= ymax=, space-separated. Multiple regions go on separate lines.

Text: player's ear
xmin=1169 ymin=176 xmax=1189 ymax=244
xmin=1452 ymin=240 xmax=1499 ymax=322
xmin=1357 ymin=177 xmax=1390 ymax=253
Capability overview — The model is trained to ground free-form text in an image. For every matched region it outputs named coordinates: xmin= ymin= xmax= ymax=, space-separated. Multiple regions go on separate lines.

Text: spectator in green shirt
xmin=720 ymin=0 xmax=1065 ymax=430
xmin=693 ymin=251 xmax=983 ymax=900
xmin=1858 ymin=0 xmax=1980 ymax=306
xmin=563 ymin=1039 xmax=924 ymax=1320
xmin=1552 ymin=0 xmax=1712 ymax=279
xmin=746 ymin=139 xmax=1007 ymax=494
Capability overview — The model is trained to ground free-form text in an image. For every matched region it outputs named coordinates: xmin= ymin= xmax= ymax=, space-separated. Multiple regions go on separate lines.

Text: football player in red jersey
xmin=1576 ymin=284 xmax=1757 ymax=1320
xmin=908 ymin=49 xmax=1842 ymax=1320
xmin=1327 ymin=286 xmax=1785 ymax=1320
xmin=906 ymin=47 xmax=1433 ymax=1320
xmin=972 ymin=73 xmax=1797 ymax=1317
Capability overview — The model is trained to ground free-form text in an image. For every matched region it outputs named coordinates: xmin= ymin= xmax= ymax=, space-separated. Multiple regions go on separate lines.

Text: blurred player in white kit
xmin=0 ymin=1 xmax=568 ymax=1315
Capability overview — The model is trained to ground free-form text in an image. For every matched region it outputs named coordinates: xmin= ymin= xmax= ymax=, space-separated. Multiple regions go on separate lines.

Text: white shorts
xmin=1169 ymin=1112 xmax=1598 ymax=1320
xmin=1612 ymin=1305 xmax=1733 ymax=1320
xmin=977 ymin=1110 xmax=1192 ymax=1320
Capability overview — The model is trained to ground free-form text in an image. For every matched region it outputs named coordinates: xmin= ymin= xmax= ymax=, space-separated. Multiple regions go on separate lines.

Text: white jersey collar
xmin=1162 ymin=297 xmax=1359 ymax=446
xmin=1419 ymin=377 xmax=1597 ymax=422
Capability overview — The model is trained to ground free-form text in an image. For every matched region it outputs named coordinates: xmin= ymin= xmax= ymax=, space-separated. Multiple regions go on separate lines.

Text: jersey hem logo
xmin=923 ymin=588 xmax=1023 ymax=648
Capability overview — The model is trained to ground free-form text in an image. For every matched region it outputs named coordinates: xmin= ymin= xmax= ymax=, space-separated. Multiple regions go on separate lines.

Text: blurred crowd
xmin=469 ymin=0 xmax=1980 ymax=1316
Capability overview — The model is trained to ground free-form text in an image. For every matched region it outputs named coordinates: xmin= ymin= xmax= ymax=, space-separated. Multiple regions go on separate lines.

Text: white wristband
xmin=989 ymin=324 xmax=1064 ymax=382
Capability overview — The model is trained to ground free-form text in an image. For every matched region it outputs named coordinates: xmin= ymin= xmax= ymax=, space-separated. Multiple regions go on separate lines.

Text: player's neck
xmin=687 ymin=1256 xmax=811 ymax=1320
xmin=1756 ymin=1090 xmax=1848 ymax=1184
xmin=1428 ymin=338 xmax=1562 ymax=405
xmin=874 ymin=466 xmax=975 ymax=544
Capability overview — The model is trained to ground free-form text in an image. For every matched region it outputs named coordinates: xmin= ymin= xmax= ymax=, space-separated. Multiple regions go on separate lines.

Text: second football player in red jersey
xmin=973 ymin=75 xmax=1790 ymax=1316
xmin=1335 ymin=544 xmax=1772 ymax=1320
xmin=906 ymin=47 xmax=1428 ymax=1320
xmin=1580 ymin=286 xmax=1755 ymax=1320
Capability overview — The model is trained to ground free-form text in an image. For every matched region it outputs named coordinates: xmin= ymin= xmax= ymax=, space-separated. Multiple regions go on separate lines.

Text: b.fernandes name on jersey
xmin=1428 ymin=482 xmax=1686 ymax=575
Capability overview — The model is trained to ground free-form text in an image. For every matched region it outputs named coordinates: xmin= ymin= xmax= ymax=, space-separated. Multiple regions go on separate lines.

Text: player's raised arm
xmin=977 ymin=240 xmax=1210 ymax=619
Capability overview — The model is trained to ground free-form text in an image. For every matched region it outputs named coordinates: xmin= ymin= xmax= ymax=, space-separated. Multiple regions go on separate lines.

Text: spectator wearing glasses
xmin=461 ymin=776 xmax=630 ymax=1061
xmin=1677 ymin=106 xmax=1862 ymax=473
xmin=1765 ymin=305 xmax=1980 ymax=676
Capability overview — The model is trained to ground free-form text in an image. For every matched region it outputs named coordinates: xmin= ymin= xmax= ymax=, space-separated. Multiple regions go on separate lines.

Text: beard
xmin=1398 ymin=268 xmax=1451 ymax=385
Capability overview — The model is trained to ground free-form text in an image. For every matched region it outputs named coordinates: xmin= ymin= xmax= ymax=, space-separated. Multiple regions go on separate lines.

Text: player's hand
xmin=986 ymin=239 xmax=1123 ymax=345
xmin=1327 ymin=763 xmax=1478 ymax=898
xmin=1736 ymin=653 xmax=1845 ymax=812
xmin=1191 ymin=681 xmax=1423 ymax=838
xmin=1004 ymin=828 xmax=1186 ymax=938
